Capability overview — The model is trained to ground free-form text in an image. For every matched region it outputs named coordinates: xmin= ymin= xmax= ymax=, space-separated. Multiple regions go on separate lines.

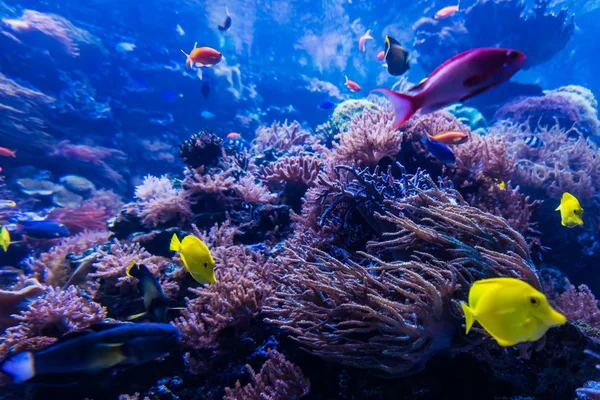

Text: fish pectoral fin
xmin=126 ymin=312 xmax=147 ymax=321
xmin=463 ymin=72 xmax=494 ymax=87
xmin=89 ymin=343 xmax=126 ymax=371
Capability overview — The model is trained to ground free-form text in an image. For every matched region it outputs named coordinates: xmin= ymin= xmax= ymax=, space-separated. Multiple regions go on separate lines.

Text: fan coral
xmin=125 ymin=175 xmax=192 ymax=228
xmin=252 ymin=120 xmax=317 ymax=154
xmin=224 ymin=350 xmax=310 ymax=400
xmin=179 ymin=129 xmax=225 ymax=169
xmin=495 ymin=86 xmax=600 ymax=137
xmin=330 ymin=106 xmax=401 ymax=168
xmin=491 ymin=122 xmax=600 ymax=202
xmin=0 ymin=285 xmax=106 ymax=360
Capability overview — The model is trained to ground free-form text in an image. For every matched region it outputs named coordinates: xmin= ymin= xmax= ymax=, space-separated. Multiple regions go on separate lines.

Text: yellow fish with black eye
xmin=555 ymin=192 xmax=583 ymax=228
xmin=169 ymin=234 xmax=216 ymax=284
xmin=461 ymin=277 xmax=566 ymax=347
xmin=0 ymin=226 xmax=10 ymax=252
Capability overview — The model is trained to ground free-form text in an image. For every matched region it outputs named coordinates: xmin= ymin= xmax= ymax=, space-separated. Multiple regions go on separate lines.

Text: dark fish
xmin=384 ymin=36 xmax=410 ymax=77
xmin=422 ymin=136 xmax=456 ymax=164
xmin=201 ymin=81 xmax=210 ymax=99
xmin=62 ymin=254 xmax=97 ymax=289
xmin=524 ymin=135 xmax=543 ymax=148
xmin=18 ymin=221 xmax=69 ymax=239
xmin=218 ymin=7 xmax=232 ymax=31
xmin=126 ymin=262 xmax=175 ymax=321
xmin=318 ymin=101 xmax=335 ymax=109
xmin=1 ymin=323 xmax=181 ymax=384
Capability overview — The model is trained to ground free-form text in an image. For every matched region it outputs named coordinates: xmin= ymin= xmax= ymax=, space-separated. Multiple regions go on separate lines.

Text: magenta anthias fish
xmin=373 ymin=48 xmax=526 ymax=129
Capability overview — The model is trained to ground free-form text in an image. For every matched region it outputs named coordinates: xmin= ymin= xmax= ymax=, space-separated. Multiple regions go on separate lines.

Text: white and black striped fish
xmin=523 ymin=135 xmax=543 ymax=148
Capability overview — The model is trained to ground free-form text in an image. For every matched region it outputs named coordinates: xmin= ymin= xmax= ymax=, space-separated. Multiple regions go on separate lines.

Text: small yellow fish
xmin=0 ymin=227 xmax=10 ymax=252
xmin=0 ymin=200 xmax=16 ymax=210
xmin=555 ymin=192 xmax=583 ymax=228
xmin=491 ymin=178 xmax=505 ymax=190
xmin=170 ymin=234 xmax=216 ymax=284
xmin=461 ymin=277 xmax=566 ymax=347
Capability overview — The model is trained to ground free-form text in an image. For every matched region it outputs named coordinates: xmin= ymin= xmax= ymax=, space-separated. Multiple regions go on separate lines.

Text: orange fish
xmin=226 ymin=132 xmax=241 ymax=139
xmin=435 ymin=2 xmax=459 ymax=19
xmin=181 ymin=42 xmax=223 ymax=69
xmin=358 ymin=29 xmax=374 ymax=53
xmin=426 ymin=131 xmax=468 ymax=145
xmin=0 ymin=147 xmax=16 ymax=158
xmin=376 ymin=51 xmax=385 ymax=61
xmin=344 ymin=76 xmax=361 ymax=92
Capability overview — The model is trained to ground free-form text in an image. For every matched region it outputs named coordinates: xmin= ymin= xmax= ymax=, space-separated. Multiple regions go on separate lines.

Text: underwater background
xmin=0 ymin=0 xmax=600 ymax=398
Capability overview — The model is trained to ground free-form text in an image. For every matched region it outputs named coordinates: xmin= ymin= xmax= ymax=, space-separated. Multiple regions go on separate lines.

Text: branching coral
xmin=551 ymin=280 xmax=600 ymax=328
xmin=224 ymin=350 xmax=310 ymax=400
xmin=47 ymin=202 xmax=112 ymax=233
xmin=28 ymin=230 xmax=111 ymax=287
xmin=491 ymin=121 xmax=600 ymax=203
xmin=183 ymin=167 xmax=237 ymax=206
xmin=125 ymin=175 xmax=192 ymax=228
xmin=232 ymin=175 xmax=276 ymax=205
xmin=90 ymin=240 xmax=168 ymax=294
xmin=252 ymin=120 xmax=317 ymax=155
xmin=330 ymin=106 xmax=401 ymax=168
xmin=175 ymin=246 xmax=275 ymax=369
xmin=0 ymin=285 xmax=106 ymax=360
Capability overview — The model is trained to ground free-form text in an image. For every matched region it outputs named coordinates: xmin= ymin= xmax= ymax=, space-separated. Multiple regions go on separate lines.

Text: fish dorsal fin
xmin=193 ymin=42 xmax=198 ymax=50
xmin=468 ymin=278 xmax=511 ymax=309
xmin=125 ymin=261 xmax=137 ymax=277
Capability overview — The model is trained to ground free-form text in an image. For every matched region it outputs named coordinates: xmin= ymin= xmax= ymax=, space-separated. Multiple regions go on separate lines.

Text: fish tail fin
xmin=371 ymin=88 xmax=420 ymax=129
xmin=1 ymin=352 xmax=35 ymax=384
xmin=11 ymin=150 xmax=16 ymax=158
xmin=226 ymin=6 xmax=230 ymax=15
xmin=125 ymin=260 xmax=136 ymax=278
xmin=461 ymin=301 xmax=476 ymax=334
xmin=366 ymin=29 xmax=373 ymax=39
xmin=345 ymin=75 xmax=349 ymax=84
xmin=180 ymin=49 xmax=192 ymax=68
xmin=170 ymin=234 xmax=181 ymax=252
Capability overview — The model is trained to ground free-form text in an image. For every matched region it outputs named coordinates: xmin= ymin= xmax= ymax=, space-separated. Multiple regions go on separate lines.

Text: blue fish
xmin=18 ymin=220 xmax=69 ymax=239
xmin=201 ymin=110 xmax=216 ymax=119
xmin=318 ymin=101 xmax=335 ymax=109
xmin=1 ymin=323 xmax=181 ymax=383
xmin=422 ymin=136 xmax=456 ymax=164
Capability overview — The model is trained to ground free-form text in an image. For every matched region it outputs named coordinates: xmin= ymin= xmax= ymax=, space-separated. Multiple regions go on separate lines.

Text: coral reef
xmin=330 ymin=99 xmax=380 ymax=133
xmin=252 ymin=120 xmax=318 ymax=155
xmin=224 ymin=350 xmax=310 ymax=400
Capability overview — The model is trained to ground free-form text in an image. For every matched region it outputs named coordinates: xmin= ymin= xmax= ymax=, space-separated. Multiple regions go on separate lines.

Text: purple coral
xmin=252 ymin=120 xmax=318 ymax=155
xmin=224 ymin=350 xmax=310 ymax=400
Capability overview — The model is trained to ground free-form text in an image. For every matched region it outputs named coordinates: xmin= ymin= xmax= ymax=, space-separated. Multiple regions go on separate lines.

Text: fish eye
xmin=529 ymin=297 xmax=540 ymax=307
xmin=204 ymin=262 xmax=208 ymax=268
xmin=507 ymin=51 xmax=519 ymax=60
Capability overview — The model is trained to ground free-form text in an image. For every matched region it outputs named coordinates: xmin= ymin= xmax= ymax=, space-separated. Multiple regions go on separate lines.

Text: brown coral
xmin=258 ymin=151 xmax=323 ymax=190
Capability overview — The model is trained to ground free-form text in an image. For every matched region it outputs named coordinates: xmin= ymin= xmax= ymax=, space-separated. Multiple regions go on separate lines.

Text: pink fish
xmin=373 ymin=48 xmax=526 ymax=129
xmin=358 ymin=29 xmax=373 ymax=53
xmin=376 ymin=51 xmax=385 ymax=61
xmin=345 ymin=76 xmax=361 ymax=92
xmin=435 ymin=4 xmax=459 ymax=19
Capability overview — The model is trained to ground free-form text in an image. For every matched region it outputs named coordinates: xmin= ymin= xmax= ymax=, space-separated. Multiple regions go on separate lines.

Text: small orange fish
xmin=426 ymin=131 xmax=468 ymax=145
xmin=0 ymin=147 xmax=16 ymax=158
xmin=345 ymin=76 xmax=361 ymax=92
xmin=435 ymin=3 xmax=459 ymax=19
xmin=181 ymin=42 xmax=222 ymax=68
xmin=376 ymin=51 xmax=385 ymax=61
xmin=226 ymin=132 xmax=241 ymax=139
xmin=358 ymin=29 xmax=373 ymax=53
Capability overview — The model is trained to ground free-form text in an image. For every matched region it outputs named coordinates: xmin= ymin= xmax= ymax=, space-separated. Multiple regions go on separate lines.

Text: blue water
xmin=0 ymin=0 xmax=599 ymax=399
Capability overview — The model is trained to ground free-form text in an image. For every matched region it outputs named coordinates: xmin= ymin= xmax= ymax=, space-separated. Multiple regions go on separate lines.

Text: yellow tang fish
xmin=0 ymin=226 xmax=10 ymax=252
xmin=461 ymin=277 xmax=566 ymax=347
xmin=170 ymin=234 xmax=216 ymax=284
xmin=555 ymin=192 xmax=583 ymax=228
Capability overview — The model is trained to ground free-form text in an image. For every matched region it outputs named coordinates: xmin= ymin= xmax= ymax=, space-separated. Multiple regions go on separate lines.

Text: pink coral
xmin=0 ymin=285 xmax=106 ymax=360
xmin=331 ymin=106 xmax=401 ymax=167
xmin=551 ymin=280 xmax=600 ymax=328
xmin=224 ymin=350 xmax=310 ymax=400
xmin=252 ymin=120 xmax=318 ymax=154
xmin=232 ymin=175 xmax=276 ymax=204
xmin=47 ymin=202 xmax=112 ymax=233
xmin=258 ymin=151 xmax=322 ymax=190
xmin=126 ymin=175 xmax=193 ymax=228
